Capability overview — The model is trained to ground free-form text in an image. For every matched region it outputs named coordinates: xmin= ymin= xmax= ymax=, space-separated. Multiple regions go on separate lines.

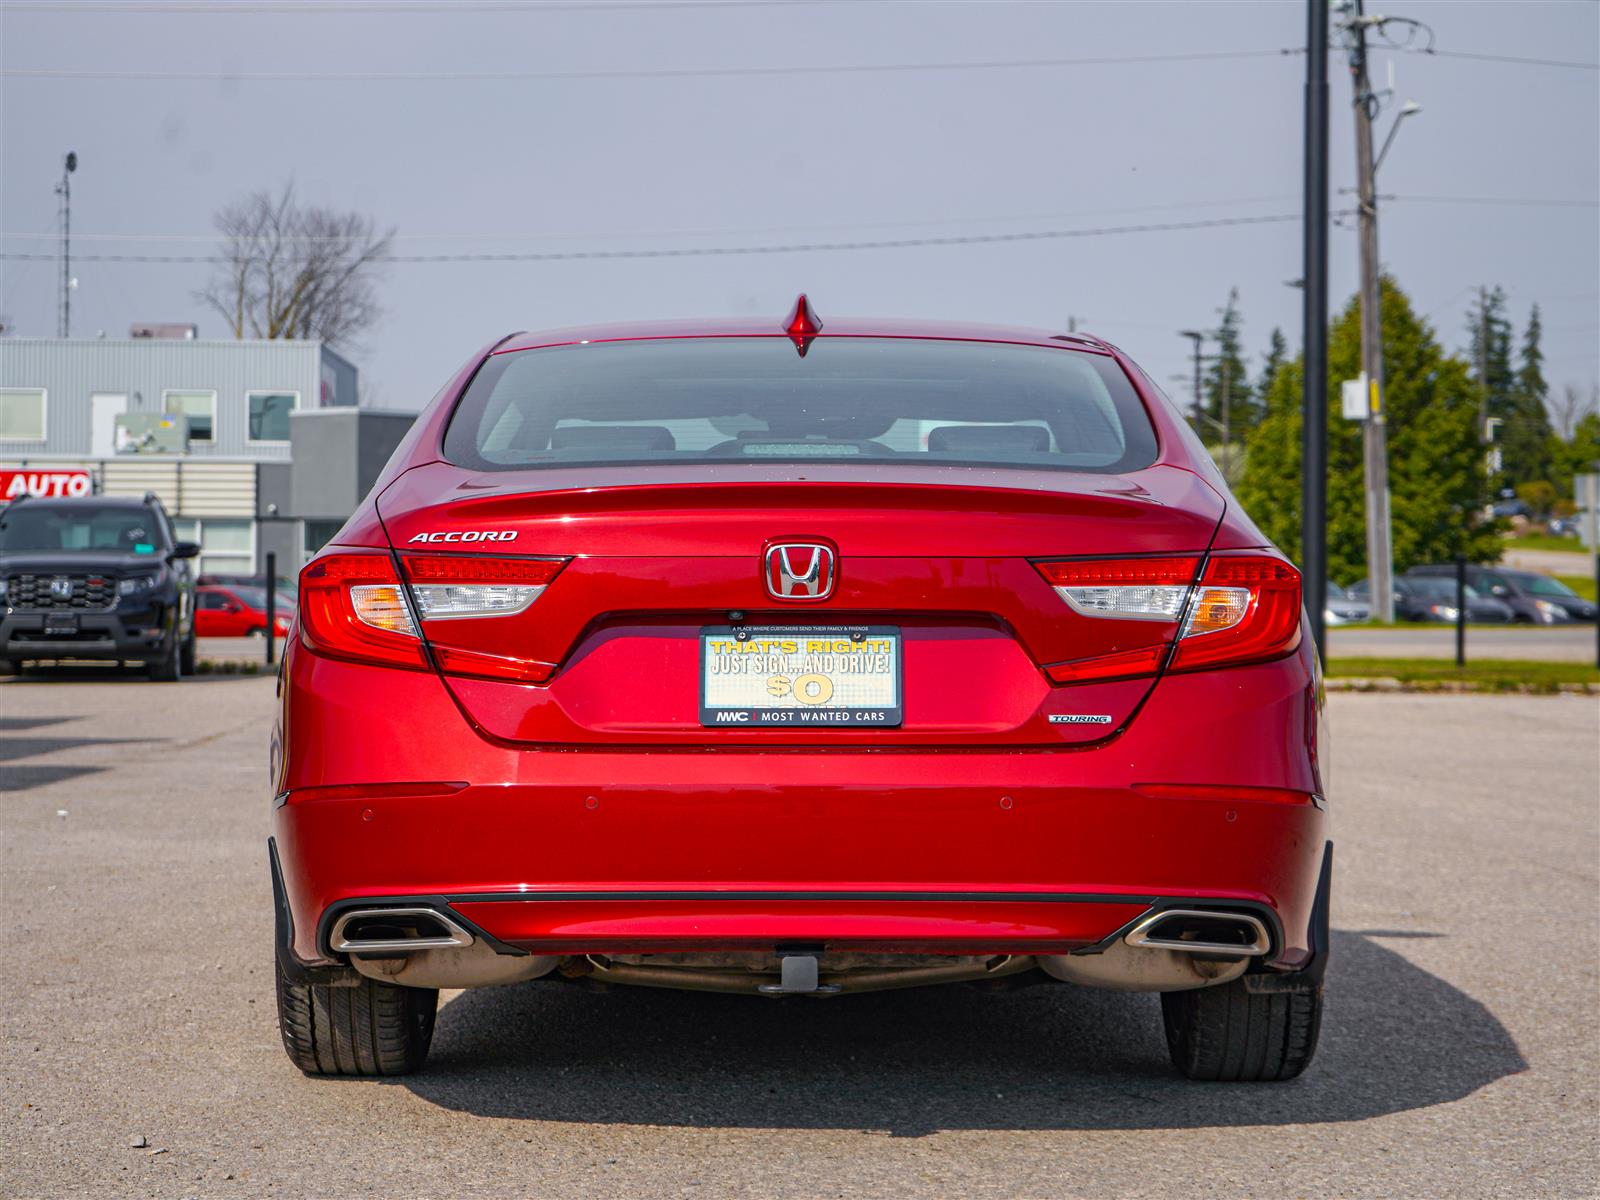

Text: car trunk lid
xmin=374 ymin=462 xmax=1223 ymax=746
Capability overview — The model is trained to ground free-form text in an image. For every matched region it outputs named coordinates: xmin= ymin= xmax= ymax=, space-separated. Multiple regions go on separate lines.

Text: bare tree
xmin=199 ymin=183 xmax=393 ymax=348
xmin=1549 ymin=383 xmax=1600 ymax=441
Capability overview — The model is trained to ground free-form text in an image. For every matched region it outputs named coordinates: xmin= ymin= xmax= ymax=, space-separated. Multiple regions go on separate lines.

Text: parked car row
xmin=1323 ymin=580 xmax=1370 ymax=626
xmin=1344 ymin=565 xmax=1597 ymax=625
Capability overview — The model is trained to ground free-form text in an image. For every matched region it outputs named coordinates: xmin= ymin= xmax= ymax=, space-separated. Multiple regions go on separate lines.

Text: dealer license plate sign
xmin=700 ymin=625 xmax=902 ymax=727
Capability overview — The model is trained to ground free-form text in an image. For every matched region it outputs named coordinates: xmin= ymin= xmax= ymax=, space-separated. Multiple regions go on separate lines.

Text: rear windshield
xmin=443 ymin=337 xmax=1158 ymax=474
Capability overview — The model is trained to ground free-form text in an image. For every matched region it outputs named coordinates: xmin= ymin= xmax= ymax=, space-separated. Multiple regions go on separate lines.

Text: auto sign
xmin=0 ymin=469 xmax=94 ymax=503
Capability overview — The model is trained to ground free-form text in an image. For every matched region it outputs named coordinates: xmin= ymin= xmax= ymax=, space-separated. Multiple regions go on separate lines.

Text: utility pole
xmin=1476 ymin=284 xmax=1492 ymax=450
xmin=1179 ymin=329 xmax=1206 ymax=427
xmin=55 ymin=151 xmax=78 ymax=338
xmin=1343 ymin=1 xmax=1394 ymax=622
xmin=1302 ymin=0 xmax=1331 ymax=660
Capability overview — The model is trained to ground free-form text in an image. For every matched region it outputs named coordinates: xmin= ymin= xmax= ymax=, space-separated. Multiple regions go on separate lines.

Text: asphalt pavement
xmin=2 ymin=672 xmax=1596 ymax=1198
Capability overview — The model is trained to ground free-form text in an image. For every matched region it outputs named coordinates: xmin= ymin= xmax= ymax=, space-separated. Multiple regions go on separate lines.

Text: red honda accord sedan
xmin=270 ymin=299 xmax=1330 ymax=1082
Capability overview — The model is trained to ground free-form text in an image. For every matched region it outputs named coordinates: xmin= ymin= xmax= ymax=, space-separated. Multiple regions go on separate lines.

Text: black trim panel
xmin=445 ymin=889 xmax=1160 ymax=905
xmin=309 ymin=888 xmax=1274 ymax=961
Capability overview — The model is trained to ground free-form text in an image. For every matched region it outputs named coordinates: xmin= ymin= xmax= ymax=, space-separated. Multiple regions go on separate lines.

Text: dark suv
xmin=0 ymin=493 xmax=199 ymax=679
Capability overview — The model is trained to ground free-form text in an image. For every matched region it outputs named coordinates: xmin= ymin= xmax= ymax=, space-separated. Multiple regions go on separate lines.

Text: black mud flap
xmin=269 ymin=838 xmax=361 ymax=988
xmin=1244 ymin=840 xmax=1332 ymax=995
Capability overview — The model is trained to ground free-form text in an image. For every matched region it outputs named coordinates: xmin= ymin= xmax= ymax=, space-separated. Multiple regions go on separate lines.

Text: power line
xmin=7 ymin=191 xmax=1583 ymax=247
xmin=0 ymin=211 xmax=1311 ymax=265
xmin=1 ymin=193 xmax=1583 ymax=248
xmin=0 ymin=195 xmax=1308 ymax=245
xmin=1424 ymin=48 xmax=1599 ymax=71
xmin=1387 ymin=194 xmax=1599 ymax=209
xmin=1 ymin=48 xmax=1299 ymax=82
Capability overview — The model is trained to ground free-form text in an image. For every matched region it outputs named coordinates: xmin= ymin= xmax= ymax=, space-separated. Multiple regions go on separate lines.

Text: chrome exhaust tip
xmin=1123 ymin=909 xmax=1271 ymax=957
xmin=329 ymin=907 xmax=474 ymax=953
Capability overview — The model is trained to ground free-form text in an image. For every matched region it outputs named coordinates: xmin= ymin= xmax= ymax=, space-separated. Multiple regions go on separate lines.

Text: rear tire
xmin=146 ymin=637 xmax=181 ymax=682
xmin=274 ymin=957 xmax=438 ymax=1077
xmin=1160 ymin=977 xmax=1322 ymax=1081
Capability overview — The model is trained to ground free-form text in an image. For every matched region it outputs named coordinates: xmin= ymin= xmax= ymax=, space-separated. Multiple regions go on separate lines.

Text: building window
xmin=302 ymin=519 xmax=343 ymax=555
xmin=163 ymin=390 xmax=216 ymax=444
xmin=0 ymin=389 xmax=47 ymax=441
xmin=173 ymin=517 xmax=254 ymax=578
xmin=247 ymin=391 xmax=298 ymax=443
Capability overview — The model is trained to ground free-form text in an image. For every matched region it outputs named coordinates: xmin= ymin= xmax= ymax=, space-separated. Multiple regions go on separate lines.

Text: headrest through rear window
xmin=927 ymin=424 xmax=1051 ymax=454
xmin=549 ymin=425 xmax=677 ymax=451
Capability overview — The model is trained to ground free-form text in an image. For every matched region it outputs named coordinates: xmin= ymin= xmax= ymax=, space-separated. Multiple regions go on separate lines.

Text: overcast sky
xmin=2 ymin=0 xmax=1596 ymax=414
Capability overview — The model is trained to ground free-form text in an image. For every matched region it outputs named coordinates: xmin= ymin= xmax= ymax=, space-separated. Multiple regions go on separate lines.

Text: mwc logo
xmin=0 ymin=469 xmax=93 ymax=503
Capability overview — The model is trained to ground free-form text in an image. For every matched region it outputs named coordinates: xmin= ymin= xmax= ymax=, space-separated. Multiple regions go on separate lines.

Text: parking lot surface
xmin=2 ymin=673 xmax=1596 ymax=1198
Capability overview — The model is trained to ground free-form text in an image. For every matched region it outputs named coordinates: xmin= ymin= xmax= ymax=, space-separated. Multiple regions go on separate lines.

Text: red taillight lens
xmin=1035 ymin=551 xmax=1301 ymax=684
xmin=1168 ymin=553 xmax=1301 ymax=672
xmin=298 ymin=550 xmax=567 ymax=680
xmin=398 ymin=553 xmax=566 ymax=683
xmin=1034 ymin=556 xmax=1197 ymax=683
xmin=299 ymin=551 xmax=429 ymax=671
xmin=400 ymin=553 xmax=564 ymax=619
xmin=1044 ymin=643 xmax=1169 ymax=685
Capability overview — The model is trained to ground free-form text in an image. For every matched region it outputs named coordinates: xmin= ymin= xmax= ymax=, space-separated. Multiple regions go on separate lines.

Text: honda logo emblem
xmin=765 ymin=543 xmax=835 ymax=601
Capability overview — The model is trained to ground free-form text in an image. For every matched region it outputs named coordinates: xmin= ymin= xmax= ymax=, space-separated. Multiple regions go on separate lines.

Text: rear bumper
xmin=276 ymin=786 xmax=1322 ymax=968
xmin=2 ymin=604 xmax=173 ymax=660
xmin=273 ymin=633 xmax=1329 ymax=977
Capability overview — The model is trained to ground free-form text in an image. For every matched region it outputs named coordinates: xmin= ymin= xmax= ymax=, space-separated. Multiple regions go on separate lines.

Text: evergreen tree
xmin=1499 ymin=304 xmax=1554 ymax=488
xmin=1465 ymin=286 xmax=1516 ymax=426
xmin=1257 ymin=328 xmax=1288 ymax=410
xmin=1201 ymin=288 xmax=1254 ymax=434
xmin=1237 ymin=277 xmax=1500 ymax=585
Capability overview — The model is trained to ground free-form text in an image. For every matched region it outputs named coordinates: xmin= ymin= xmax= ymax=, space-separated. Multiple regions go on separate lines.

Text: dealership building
xmin=0 ymin=335 xmax=415 ymax=577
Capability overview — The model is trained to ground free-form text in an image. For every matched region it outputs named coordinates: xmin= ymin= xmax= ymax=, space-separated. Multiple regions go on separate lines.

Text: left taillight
xmin=1034 ymin=551 xmax=1302 ymax=683
xmin=298 ymin=551 xmax=567 ymax=679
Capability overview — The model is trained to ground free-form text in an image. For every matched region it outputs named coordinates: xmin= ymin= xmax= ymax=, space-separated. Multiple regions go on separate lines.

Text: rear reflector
xmin=1133 ymin=783 xmax=1315 ymax=806
xmin=1035 ymin=552 xmax=1301 ymax=684
xmin=299 ymin=550 xmax=567 ymax=679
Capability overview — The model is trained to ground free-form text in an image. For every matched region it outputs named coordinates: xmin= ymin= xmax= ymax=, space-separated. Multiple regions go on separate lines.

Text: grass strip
xmin=1327 ymin=657 xmax=1598 ymax=693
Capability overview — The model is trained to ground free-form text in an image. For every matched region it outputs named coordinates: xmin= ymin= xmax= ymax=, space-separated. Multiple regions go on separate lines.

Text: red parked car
xmin=195 ymin=585 xmax=291 ymax=639
xmin=270 ymin=300 xmax=1330 ymax=1082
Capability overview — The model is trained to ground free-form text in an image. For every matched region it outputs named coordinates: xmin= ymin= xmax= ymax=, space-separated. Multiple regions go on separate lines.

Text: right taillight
xmin=1167 ymin=552 xmax=1302 ymax=672
xmin=1035 ymin=551 xmax=1301 ymax=683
